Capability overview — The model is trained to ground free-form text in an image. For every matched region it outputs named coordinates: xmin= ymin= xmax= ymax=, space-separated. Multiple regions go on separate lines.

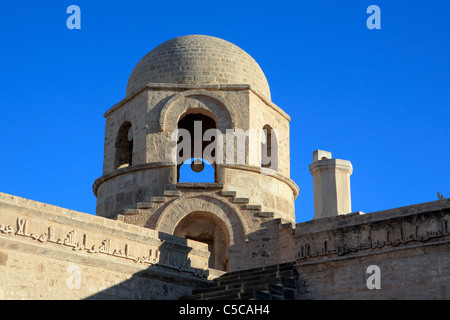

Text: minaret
xmin=91 ymin=35 xmax=299 ymax=271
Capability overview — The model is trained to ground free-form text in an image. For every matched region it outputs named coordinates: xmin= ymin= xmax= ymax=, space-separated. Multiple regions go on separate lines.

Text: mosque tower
xmin=93 ymin=35 xmax=299 ymax=271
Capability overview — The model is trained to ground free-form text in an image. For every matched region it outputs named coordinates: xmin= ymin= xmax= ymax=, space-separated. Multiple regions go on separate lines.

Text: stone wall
xmin=292 ymin=199 xmax=450 ymax=299
xmin=297 ymin=245 xmax=449 ymax=300
xmin=0 ymin=192 xmax=212 ymax=300
xmin=248 ymin=90 xmax=291 ymax=177
xmin=94 ymin=162 xmax=174 ymax=218
xmin=95 ymin=85 xmax=299 ymax=220
xmin=2 ymin=190 xmax=448 ymax=300
xmin=221 ymin=165 xmax=297 ymax=223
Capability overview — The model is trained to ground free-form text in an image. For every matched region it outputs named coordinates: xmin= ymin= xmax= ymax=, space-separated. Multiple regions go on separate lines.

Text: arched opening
xmin=261 ymin=124 xmax=278 ymax=171
xmin=155 ymin=195 xmax=249 ymax=272
xmin=159 ymin=92 xmax=236 ymax=133
xmin=115 ymin=121 xmax=133 ymax=169
xmin=173 ymin=211 xmax=230 ymax=271
xmin=176 ymin=113 xmax=218 ymax=182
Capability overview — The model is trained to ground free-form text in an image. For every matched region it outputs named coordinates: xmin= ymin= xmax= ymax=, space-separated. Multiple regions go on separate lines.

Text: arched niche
xmin=155 ymin=195 xmax=248 ymax=271
xmin=174 ymin=211 xmax=230 ymax=271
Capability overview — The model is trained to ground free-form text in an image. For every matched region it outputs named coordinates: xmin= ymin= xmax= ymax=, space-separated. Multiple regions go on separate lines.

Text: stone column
xmin=309 ymin=150 xmax=353 ymax=219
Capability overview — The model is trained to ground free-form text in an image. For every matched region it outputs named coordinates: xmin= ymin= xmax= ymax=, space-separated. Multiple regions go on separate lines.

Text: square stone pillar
xmin=309 ymin=150 xmax=353 ymax=219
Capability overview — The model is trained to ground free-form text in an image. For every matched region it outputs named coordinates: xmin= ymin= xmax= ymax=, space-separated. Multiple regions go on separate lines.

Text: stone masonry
xmin=93 ymin=35 xmax=298 ymax=272
xmin=1 ymin=35 xmax=449 ymax=300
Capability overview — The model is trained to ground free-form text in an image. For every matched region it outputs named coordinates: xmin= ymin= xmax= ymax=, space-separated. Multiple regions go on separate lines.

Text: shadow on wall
xmin=84 ymin=232 xmax=212 ymax=300
xmin=82 ymin=219 xmax=297 ymax=299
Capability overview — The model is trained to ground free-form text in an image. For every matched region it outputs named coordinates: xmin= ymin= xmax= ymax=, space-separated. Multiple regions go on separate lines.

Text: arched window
xmin=176 ymin=113 xmax=217 ymax=182
xmin=115 ymin=121 xmax=133 ymax=169
xmin=261 ymin=125 xmax=278 ymax=171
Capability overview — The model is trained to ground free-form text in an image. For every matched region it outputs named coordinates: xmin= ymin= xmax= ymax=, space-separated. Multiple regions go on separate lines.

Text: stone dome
xmin=126 ymin=35 xmax=271 ymax=99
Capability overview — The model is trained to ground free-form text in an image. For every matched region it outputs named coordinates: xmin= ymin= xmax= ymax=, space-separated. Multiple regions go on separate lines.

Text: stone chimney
xmin=309 ymin=150 xmax=353 ymax=219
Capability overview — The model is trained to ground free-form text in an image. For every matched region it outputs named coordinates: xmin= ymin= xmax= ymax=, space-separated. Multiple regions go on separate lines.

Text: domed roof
xmin=126 ymin=35 xmax=271 ymax=99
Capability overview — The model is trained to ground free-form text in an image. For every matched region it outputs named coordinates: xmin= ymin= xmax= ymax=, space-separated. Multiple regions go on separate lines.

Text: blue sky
xmin=0 ymin=1 xmax=448 ymax=223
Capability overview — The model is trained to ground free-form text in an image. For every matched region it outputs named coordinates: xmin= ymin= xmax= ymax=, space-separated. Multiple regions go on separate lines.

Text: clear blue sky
xmin=0 ymin=1 xmax=448 ymax=223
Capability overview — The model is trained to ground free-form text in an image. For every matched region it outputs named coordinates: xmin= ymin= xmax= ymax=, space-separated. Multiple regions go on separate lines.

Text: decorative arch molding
xmin=158 ymin=90 xmax=237 ymax=133
xmin=155 ymin=194 xmax=248 ymax=246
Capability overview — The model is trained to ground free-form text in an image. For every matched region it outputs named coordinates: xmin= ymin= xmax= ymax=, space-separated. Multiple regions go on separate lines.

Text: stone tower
xmin=93 ymin=35 xmax=299 ymax=271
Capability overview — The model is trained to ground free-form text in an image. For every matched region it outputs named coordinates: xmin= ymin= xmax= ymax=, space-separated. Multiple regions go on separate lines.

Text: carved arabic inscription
xmin=0 ymin=217 xmax=208 ymax=278
xmin=296 ymin=214 xmax=449 ymax=260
